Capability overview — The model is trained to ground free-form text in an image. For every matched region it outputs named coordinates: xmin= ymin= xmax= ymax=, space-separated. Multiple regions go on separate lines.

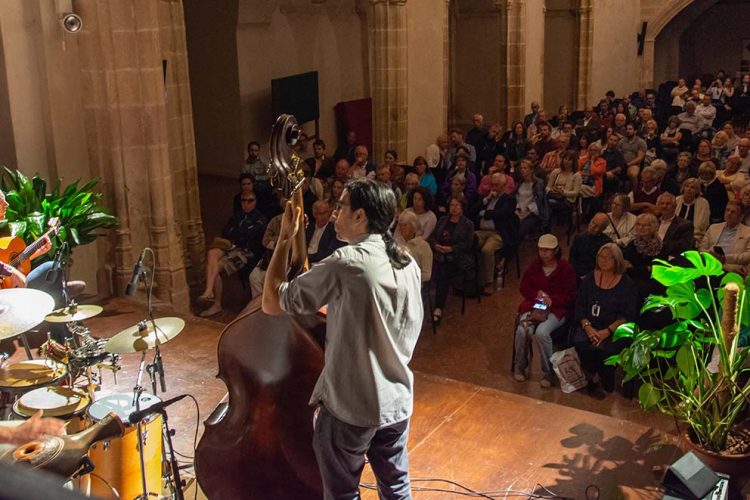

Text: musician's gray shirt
xmin=279 ymin=233 xmax=423 ymax=427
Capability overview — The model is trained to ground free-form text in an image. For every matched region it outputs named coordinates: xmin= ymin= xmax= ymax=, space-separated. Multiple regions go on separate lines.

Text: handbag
xmin=550 ymin=347 xmax=587 ymax=393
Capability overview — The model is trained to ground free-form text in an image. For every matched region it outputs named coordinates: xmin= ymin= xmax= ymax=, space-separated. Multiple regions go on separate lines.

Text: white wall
xmin=591 ymin=0 xmax=641 ymax=99
xmin=406 ymin=0 xmax=446 ymax=162
xmin=236 ymin=3 xmax=366 ymax=162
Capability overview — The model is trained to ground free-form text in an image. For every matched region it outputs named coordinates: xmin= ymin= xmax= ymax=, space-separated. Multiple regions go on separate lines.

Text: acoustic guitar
xmin=0 ymin=218 xmax=61 ymax=288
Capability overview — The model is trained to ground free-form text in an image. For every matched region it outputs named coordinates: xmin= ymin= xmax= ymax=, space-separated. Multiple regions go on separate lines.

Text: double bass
xmin=195 ymin=115 xmax=325 ymax=499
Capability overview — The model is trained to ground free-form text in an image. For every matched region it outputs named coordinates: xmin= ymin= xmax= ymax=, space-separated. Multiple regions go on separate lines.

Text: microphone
xmin=45 ymin=242 xmax=67 ymax=283
xmin=156 ymin=350 xmax=166 ymax=393
xmin=125 ymin=249 xmax=146 ymax=296
xmin=129 ymin=394 xmax=187 ymax=425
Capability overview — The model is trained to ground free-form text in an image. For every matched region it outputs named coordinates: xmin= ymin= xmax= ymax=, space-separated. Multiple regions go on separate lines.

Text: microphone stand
xmin=160 ymin=407 xmax=185 ymax=500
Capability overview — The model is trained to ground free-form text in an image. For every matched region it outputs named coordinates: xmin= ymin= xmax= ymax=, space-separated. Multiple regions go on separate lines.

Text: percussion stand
xmin=159 ymin=407 xmax=185 ymax=500
xmin=132 ymin=346 xmax=153 ymax=500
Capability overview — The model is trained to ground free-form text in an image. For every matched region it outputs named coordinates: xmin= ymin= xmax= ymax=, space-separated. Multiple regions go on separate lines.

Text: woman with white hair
xmin=395 ymin=211 xmax=432 ymax=283
xmin=675 ymin=177 xmax=710 ymax=243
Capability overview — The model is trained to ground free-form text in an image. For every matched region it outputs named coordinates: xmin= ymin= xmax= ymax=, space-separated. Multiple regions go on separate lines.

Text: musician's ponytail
xmin=345 ymin=179 xmax=412 ymax=269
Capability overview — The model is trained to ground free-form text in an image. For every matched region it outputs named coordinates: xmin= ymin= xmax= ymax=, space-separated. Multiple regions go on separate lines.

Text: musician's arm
xmin=0 ymin=262 xmax=26 ymax=288
xmin=29 ymin=236 xmax=52 ymax=262
xmin=262 ymin=203 xmax=299 ymax=316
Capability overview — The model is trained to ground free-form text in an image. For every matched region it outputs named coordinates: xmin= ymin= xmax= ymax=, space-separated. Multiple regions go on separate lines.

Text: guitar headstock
xmin=47 ymin=217 xmax=61 ymax=234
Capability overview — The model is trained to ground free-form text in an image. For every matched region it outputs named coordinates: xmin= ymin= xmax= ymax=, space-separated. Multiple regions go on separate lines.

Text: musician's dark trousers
xmin=313 ymin=405 xmax=411 ymax=500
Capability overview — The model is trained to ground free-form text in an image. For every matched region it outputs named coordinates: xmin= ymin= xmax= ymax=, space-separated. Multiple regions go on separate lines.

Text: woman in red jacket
xmin=513 ymin=234 xmax=577 ymax=388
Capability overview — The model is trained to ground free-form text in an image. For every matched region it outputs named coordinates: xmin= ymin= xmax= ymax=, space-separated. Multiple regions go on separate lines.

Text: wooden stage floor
xmin=2 ymin=297 xmax=684 ymax=499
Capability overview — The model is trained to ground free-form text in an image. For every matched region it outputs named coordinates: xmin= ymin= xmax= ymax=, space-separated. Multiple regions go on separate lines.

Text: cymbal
xmin=45 ymin=304 xmax=103 ymax=323
xmin=105 ymin=318 xmax=185 ymax=354
xmin=0 ymin=288 xmax=55 ymax=340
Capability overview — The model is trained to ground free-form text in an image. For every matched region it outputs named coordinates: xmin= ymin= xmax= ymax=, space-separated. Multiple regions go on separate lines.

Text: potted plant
xmin=0 ymin=167 xmax=117 ymax=260
xmin=607 ymin=251 xmax=750 ymax=493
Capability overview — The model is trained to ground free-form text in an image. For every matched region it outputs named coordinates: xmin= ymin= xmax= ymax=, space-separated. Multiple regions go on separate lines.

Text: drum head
xmin=0 ymin=360 xmax=67 ymax=389
xmin=87 ymin=392 xmax=161 ymax=423
xmin=15 ymin=387 xmax=90 ymax=418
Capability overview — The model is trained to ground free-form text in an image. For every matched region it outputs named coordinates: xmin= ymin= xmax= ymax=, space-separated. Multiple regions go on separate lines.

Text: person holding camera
xmin=512 ymin=234 xmax=576 ymax=388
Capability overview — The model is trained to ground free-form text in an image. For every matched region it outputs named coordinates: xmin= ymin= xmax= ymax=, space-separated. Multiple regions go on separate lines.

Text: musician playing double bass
xmin=263 ymin=178 xmax=423 ymax=499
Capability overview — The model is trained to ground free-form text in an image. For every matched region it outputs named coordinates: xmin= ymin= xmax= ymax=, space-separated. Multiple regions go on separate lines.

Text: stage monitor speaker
xmin=662 ymin=451 xmax=723 ymax=500
xmin=271 ymin=71 xmax=319 ymax=125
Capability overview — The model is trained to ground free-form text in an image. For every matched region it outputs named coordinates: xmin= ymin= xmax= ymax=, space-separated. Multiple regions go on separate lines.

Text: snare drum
xmin=0 ymin=359 xmax=67 ymax=393
xmin=84 ymin=392 xmax=163 ymax=499
xmin=13 ymin=386 xmax=91 ymax=434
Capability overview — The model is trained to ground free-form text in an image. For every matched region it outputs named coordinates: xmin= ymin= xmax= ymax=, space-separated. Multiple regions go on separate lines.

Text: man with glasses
xmin=198 ymin=191 xmax=267 ymax=317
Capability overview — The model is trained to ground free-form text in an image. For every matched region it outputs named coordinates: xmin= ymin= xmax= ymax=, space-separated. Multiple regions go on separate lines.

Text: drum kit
xmin=0 ymin=287 xmax=188 ymax=499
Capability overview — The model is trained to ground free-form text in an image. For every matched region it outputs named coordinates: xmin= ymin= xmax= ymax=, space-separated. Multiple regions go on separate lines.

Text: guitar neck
xmin=10 ymin=228 xmax=56 ymax=268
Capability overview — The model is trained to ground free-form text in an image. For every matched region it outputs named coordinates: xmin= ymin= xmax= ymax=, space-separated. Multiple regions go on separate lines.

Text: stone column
xmin=76 ymin=0 xmax=191 ymax=311
xmin=442 ymin=0 xmax=450 ymax=133
xmin=158 ymin=0 xmax=206 ymax=294
xmin=370 ymin=0 xmax=408 ymax=164
xmin=498 ymin=0 xmax=526 ymax=125
xmin=575 ymin=0 xmax=594 ymax=109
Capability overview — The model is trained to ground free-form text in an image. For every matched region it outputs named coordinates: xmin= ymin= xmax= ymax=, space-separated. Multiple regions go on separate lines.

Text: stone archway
xmin=639 ymin=0 xmax=716 ymax=88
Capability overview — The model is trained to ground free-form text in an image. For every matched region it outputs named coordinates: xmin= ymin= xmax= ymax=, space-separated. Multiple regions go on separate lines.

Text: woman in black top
xmin=574 ymin=243 xmax=639 ymax=398
xmin=429 ymin=196 xmax=475 ymax=323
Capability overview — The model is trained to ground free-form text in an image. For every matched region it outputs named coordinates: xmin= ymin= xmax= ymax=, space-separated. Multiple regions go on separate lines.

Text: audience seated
xmin=199 ymin=192 xmax=268 ymax=317
xmin=445 ymin=128 xmax=478 ymax=167
xmin=623 ymin=213 xmax=665 ymax=298
xmin=429 ymin=197 xmax=475 ymax=324
xmin=742 ymin=184 xmax=750 ymax=226
xmin=601 ymin=133 xmax=626 ymax=194
xmin=478 ymin=154 xmax=516 ymax=198
xmin=698 ymin=200 xmax=750 ymax=274
xmin=442 ymin=154 xmax=478 ymax=202
xmin=232 ymin=173 xmax=255 ymax=215
xmin=629 ymin=165 xmax=661 ymax=215
xmin=617 ymin=123 xmax=647 ymax=189
xmin=577 ymin=142 xmax=606 ymax=218
xmin=603 ymin=194 xmax=636 ymax=247
xmin=306 ymin=200 xmax=344 ymax=264
xmin=349 ymin=145 xmax=376 ymax=179
xmin=400 ymin=187 xmax=437 ymax=240
xmin=546 ymin=150 xmax=581 ymax=221
xmin=569 ymin=213 xmax=611 ymax=277
xmin=306 ymin=139 xmax=335 ymax=180
xmin=513 ymin=234 xmax=576 ymax=388
xmin=395 ymin=211 xmax=433 ymax=283
xmin=717 ymin=155 xmax=747 ymax=198
xmin=651 ymin=159 xmax=679 ymax=196
xmin=502 ymin=121 xmax=529 ymax=165
xmin=413 ymin=155 xmax=438 ymax=196
xmin=573 ymin=243 xmax=639 ymax=399
xmin=470 ymin=173 xmax=519 ymax=295
xmin=675 ymin=178 xmax=710 ymax=244
xmin=399 ymin=173 xmax=420 ymax=210
xmin=655 ymin=192 xmax=694 ymax=259
xmin=660 ymin=115 xmax=683 ymax=162
xmin=248 ymin=205 xmax=284 ymax=298
xmin=515 ymin=160 xmax=549 ymax=239
xmin=698 ymin=161 xmax=729 ymax=223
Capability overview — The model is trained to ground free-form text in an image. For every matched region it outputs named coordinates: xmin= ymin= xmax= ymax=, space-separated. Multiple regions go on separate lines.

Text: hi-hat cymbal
xmin=105 ymin=318 xmax=185 ymax=354
xmin=0 ymin=288 xmax=55 ymax=340
xmin=45 ymin=304 xmax=103 ymax=323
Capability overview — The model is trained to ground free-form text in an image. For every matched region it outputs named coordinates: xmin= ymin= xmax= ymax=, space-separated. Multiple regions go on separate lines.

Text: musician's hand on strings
xmin=279 ymin=202 xmax=301 ymax=243
xmin=29 ymin=236 xmax=53 ymax=262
